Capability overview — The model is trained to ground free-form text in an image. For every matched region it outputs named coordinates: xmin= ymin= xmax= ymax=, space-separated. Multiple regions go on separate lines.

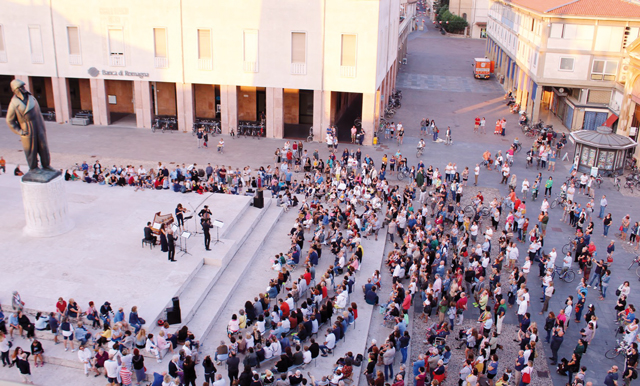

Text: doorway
xmin=105 ymin=80 xmax=136 ymax=126
xmin=283 ymin=89 xmax=314 ymax=139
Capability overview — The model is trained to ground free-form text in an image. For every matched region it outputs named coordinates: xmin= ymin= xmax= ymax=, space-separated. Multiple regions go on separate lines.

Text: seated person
xmin=144 ymin=222 xmax=158 ymax=244
xmin=14 ymin=165 xmax=24 ymax=176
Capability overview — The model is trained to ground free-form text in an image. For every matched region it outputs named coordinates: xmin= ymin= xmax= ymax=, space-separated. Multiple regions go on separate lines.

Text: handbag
xmin=616 ymin=289 xmax=622 ymax=296
xmin=522 ymin=371 xmax=531 ymax=383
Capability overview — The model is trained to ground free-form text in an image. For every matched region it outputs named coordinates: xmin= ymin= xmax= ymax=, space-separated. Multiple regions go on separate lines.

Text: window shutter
xmin=244 ymin=30 xmax=258 ymax=62
xmin=198 ymin=29 xmax=211 ymax=59
xmin=291 ymin=32 xmax=306 ymax=64
xmin=154 ymin=28 xmax=167 ymax=58
xmin=0 ymin=26 xmax=5 ymax=51
xmin=29 ymin=26 xmax=43 ymax=55
xmin=341 ymin=34 xmax=356 ymax=67
xmin=108 ymin=29 xmax=124 ymax=55
xmin=67 ymin=26 xmax=80 ymax=55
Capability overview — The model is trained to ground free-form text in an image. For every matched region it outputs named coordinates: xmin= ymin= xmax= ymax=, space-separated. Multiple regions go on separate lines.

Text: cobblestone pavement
xmin=397 ymin=73 xmax=505 ymax=94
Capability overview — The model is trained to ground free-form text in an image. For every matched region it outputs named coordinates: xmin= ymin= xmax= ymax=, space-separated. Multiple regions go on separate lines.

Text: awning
xmin=604 ymin=113 xmax=619 ymax=127
xmin=475 ymin=22 xmax=487 ymax=26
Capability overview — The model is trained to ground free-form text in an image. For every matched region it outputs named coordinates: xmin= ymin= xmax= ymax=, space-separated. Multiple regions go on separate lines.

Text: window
xmin=291 ymin=32 xmax=306 ymax=75
xmin=340 ymin=34 xmax=356 ymax=77
xmin=67 ymin=26 xmax=81 ymax=65
xmin=559 ymin=57 xmax=574 ymax=71
xmin=197 ymin=29 xmax=211 ymax=70
xmin=154 ymin=28 xmax=167 ymax=68
xmin=108 ymin=28 xmax=125 ymax=66
xmin=28 ymin=25 xmax=43 ymax=64
xmin=591 ymin=59 xmax=618 ymax=81
xmin=0 ymin=25 xmax=6 ymax=63
xmin=243 ymin=29 xmax=258 ymax=72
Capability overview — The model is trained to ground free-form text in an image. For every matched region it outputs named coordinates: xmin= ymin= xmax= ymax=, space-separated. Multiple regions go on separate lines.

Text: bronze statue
xmin=6 ymin=79 xmax=60 ymax=183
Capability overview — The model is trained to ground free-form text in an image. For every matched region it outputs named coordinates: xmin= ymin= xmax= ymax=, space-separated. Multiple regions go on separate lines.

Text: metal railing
xmin=109 ymin=54 xmax=125 ymax=67
xmin=198 ymin=58 xmax=212 ymax=71
xmin=154 ymin=56 xmax=168 ymax=68
xmin=291 ymin=62 xmax=306 ymax=75
xmin=243 ymin=61 xmax=258 ymax=73
xmin=340 ymin=65 xmax=356 ymax=78
xmin=69 ymin=54 xmax=82 ymax=65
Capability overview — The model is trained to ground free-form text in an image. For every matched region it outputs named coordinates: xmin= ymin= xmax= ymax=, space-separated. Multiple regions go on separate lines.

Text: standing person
xmin=197 ymin=128 xmax=204 ymax=148
xmin=480 ymin=117 xmax=486 ymax=134
xmin=621 ymin=215 xmax=631 ymax=241
xmin=604 ymin=366 xmax=619 ymax=386
xmin=474 ymin=164 xmax=480 ymax=186
xmin=227 ymin=352 xmax=240 ymax=383
xmin=132 ymin=349 xmax=146 ymax=385
xmin=167 ymin=228 xmax=176 ymax=262
xmin=598 ymin=195 xmax=608 ymax=219
xmin=11 ymin=347 xmax=33 ymax=384
xmin=544 ymin=177 xmax=553 ymax=198
xmin=474 ymin=116 xmax=480 ymax=133
xmin=549 ymin=328 xmax=563 ymax=365
xmin=604 ymin=214 xmax=613 ymax=237
xmin=202 ymin=217 xmax=212 ymax=251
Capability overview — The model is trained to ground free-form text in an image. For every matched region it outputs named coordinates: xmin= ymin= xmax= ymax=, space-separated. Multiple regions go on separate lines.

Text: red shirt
xmin=402 ymin=294 xmax=411 ymax=311
xmin=303 ymin=272 xmax=312 ymax=286
xmin=280 ymin=302 xmax=290 ymax=318
xmin=474 ymin=118 xmax=480 ymax=126
xmin=456 ymin=297 xmax=468 ymax=311
xmin=120 ymin=367 xmax=132 ymax=385
xmin=322 ymin=286 xmax=328 ymax=299
xmin=56 ymin=300 xmax=67 ymax=314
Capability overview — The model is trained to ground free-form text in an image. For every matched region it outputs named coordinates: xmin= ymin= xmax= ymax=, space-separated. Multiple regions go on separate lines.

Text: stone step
xmin=185 ymin=200 xmax=283 ymax=340
xmin=149 ymin=199 xmax=272 ymax=334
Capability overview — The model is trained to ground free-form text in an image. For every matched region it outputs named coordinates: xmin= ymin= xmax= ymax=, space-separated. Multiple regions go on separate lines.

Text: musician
xmin=199 ymin=205 xmax=212 ymax=221
xmin=202 ymin=218 xmax=212 ymax=251
xmin=175 ymin=203 xmax=189 ymax=229
xmin=144 ymin=222 xmax=157 ymax=245
xmin=167 ymin=228 xmax=176 ymax=262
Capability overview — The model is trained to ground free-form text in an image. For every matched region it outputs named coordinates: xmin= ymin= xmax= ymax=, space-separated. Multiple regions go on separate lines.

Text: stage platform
xmin=0 ymin=175 xmax=275 ymax=332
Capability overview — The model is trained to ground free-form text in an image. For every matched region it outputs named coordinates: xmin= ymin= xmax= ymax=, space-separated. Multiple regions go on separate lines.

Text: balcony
xmin=291 ymin=62 xmax=306 ymax=75
xmin=340 ymin=66 xmax=356 ymax=78
xmin=0 ymin=51 xmax=6 ymax=63
xmin=109 ymin=54 xmax=125 ymax=67
xmin=198 ymin=58 xmax=212 ymax=71
xmin=243 ymin=61 xmax=258 ymax=73
xmin=155 ymin=56 xmax=168 ymax=69
xmin=31 ymin=53 xmax=44 ymax=64
xmin=69 ymin=54 xmax=82 ymax=66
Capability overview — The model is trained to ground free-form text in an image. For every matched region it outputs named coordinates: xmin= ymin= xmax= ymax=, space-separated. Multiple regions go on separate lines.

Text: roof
xmin=504 ymin=0 xmax=640 ymax=18
xmin=569 ymin=126 xmax=637 ymax=150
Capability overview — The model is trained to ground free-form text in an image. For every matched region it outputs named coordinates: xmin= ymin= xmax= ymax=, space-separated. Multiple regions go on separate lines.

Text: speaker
xmin=256 ymin=190 xmax=264 ymax=199
xmin=166 ymin=297 xmax=181 ymax=325
xmin=253 ymin=197 xmax=264 ymax=209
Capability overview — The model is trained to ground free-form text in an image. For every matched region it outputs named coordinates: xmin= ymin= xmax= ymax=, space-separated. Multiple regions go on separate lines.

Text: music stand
xmin=179 ymin=231 xmax=192 ymax=257
xmin=212 ymin=219 xmax=224 ymax=245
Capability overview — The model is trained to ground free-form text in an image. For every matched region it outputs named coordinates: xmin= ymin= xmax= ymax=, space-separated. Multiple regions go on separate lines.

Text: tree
xmin=435 ymin=5 xmax=468 ymax=34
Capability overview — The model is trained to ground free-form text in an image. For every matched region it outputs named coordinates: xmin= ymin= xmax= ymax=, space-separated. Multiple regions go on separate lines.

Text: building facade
xmin=448 ymin=0 xmax=489 ymax=38
xmin=485 ymin=0 xmax=640 ymax=143
xmin=0 ymin=0 xmax=410 ymax=144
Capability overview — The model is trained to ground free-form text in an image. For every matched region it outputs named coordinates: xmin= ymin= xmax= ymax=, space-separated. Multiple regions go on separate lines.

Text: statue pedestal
xmin=20 ymin=175 xmax=74 ymax=237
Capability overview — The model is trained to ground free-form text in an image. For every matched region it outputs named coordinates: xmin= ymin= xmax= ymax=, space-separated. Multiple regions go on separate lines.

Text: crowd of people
xmin=4 ymin=111 xmax=639 ymax=386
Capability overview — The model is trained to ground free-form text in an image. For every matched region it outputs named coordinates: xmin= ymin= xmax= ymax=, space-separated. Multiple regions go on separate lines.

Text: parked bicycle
xmin=561 ymin=237 xmax=576 ymax=256
xmin=552 ymin=265 xmax=576 ymax=283
xmin=464 ymin=204 xmax=490 ymax=219
xmin=306 ymin=127 xmax=314 ymax=143
xmin=605 ymin=339 xmax=630 ymax=359
xmin=43 ymin=110 xmax=56 ymax=122
xmin=396 ymin=168 xmax=410 ymax=181
xmin=416 ymin=146 xmax=425 ymax=158
xmin=613 ymin=172 xmax=622 ymax=191
xmin=550 ymin=193 xmax=566 ymax=209
xmin=628 ymin=256 xmax=640 ymax=279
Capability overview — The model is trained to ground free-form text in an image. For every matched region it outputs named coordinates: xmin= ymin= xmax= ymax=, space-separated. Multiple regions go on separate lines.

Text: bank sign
xmin=87 ymin=67 xmax=149 ymax=79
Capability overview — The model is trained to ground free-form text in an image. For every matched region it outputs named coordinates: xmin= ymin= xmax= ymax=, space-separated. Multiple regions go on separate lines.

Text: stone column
xmin=530 ymin=83 xmax=542 ymax=122
xmin=90 ymin=78 xmax=109 ymax=126
xmin=361 ymin=92 xmax=376 ymax=146
xmin=266 ymin=87 xmax=283 ymax=138
xmin=176 ymin=83 xmax=194 ymax=133
xmin=20 ymin=175 xmax=74 ymax=237
xmin=312 ymin=90 xmax=323 ymax=142
xmin=220 ymin=85 xmax=238 ymax=135
xmin=51 ymin=77 xmax=71 ymax=124
xmin=134 ymin=80 xmax=152 ymax=129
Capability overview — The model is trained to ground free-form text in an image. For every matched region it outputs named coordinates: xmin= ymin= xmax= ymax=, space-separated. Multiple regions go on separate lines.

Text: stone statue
xmin=6 ymin=79 xmax=60 ymax=183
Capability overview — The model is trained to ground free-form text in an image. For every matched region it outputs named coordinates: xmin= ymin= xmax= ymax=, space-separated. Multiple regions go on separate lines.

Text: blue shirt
xmin=413 ymin=359 xmax=425 ymax=376
xmin=9 ymin=314 xmax=18 ymax=326
xmin=114 ymin=311 xmax=125 ymax=323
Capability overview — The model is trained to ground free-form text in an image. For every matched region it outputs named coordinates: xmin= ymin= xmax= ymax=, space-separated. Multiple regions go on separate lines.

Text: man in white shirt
xmin=474 ymin=164 xmax=480 ymax=186
xmin=103 ymin=355 xmax=119 ymax=386
xmin=213 ymin=373 xmax=227 ymax=386
xmin=319 ymin=330 xmax=336 ymax=356
xmin=78 ymin=345 xmax=94 ymax=376
xmin=303 ymin=346 xmax=313 ymax=364
xmin=521 ymin=178 xmax=530 ymax=199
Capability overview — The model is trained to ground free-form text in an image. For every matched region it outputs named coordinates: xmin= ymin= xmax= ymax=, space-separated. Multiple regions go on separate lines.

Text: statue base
xmin=22 ymin=168 xmax=62 ymax=183
xmin=20 ymin=175 xmax=74 ymax=237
